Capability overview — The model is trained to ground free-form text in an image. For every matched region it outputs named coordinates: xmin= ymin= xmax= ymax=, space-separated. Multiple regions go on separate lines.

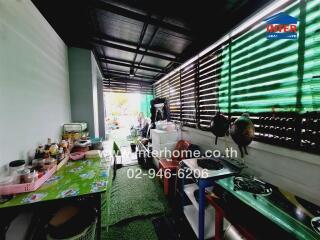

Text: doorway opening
xmin=104 ymin=92 xmax=153 ymax=166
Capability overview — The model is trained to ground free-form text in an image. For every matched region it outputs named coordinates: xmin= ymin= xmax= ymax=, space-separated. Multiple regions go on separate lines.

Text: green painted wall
xmin=96 ymin=66 xmax=106 ymax=138
xmin=140 ymin=94 xmax=153 ymax=118
xmin=68 ymin=48 xmax=104 ymax=138
xmin=0 ymin=1 xmax=71 ymax=167
xmin=68 ymin=48 xmax=95 ymax=135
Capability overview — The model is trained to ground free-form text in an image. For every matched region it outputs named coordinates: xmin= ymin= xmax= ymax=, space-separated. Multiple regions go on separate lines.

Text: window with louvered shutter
xmin=154 ymin=78 xmax=170 ymax=99
xmin=300 ymin=0 xmax=320 ymax=153
xmin=220 ymin=0 xmax=320 ymax=154
xmin=169 ymin=72 xmax=181 ymax=123
xmin=225 ymin=1 xmax=300 ymax=114
xmin=154 ymin=0 xmax=320 ymax=154
xmin=154 ymin=83 xmax=162 ymax=98
xmin=180 ymin=63 xmax=197 ymax=127
xmin=161 ymin=78 xmax=170 ymax=100
xmin=198 ymin=43 xmax=228 ymax=129
xmin=217 ymin=2 xmax=300 ymax=150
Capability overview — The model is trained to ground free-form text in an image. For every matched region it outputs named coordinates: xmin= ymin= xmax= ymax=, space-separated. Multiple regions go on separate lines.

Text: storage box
xmin=0 ymin=166 xmax=57 ymax=196
xmin=150 ymin=129 xmax=179 ymax=146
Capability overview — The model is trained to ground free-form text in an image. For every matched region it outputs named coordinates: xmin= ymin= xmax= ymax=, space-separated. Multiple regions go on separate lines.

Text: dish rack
xmin=0 ymin=166 xmax=57 ymax=196
xmin=63 ymin=123 xmax=88 ymax=140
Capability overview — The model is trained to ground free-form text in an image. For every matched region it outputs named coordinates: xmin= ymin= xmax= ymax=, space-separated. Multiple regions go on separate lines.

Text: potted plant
xmin=130 ymin=138 xmax=138 ymax=152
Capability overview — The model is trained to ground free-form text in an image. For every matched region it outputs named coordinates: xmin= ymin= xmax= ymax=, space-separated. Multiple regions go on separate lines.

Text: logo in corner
xmin=264 ymin=12 xmax=298 ymax=40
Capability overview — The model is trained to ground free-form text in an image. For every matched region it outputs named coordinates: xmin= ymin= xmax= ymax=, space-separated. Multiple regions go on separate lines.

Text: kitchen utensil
xmin=230 ymin=113 xmax=255 ymax=158
xmin=209 ymin=112 xmax=229 ymax=145
xmin=32 ymin=159 xmax=45 ymax=168
xmin=25 ymin=171 xmax=38 ymax=183
xmin=17 ymin=169 xmax=37 ymax=183
xmin=60 ymin=140 xmax=69 ymax=152
xmin=35 ymin=144 xmax=45 ymax=159
xmin=49 ymin=143 xmax=59 ymax=156
xmin=17 ymin=169 xmax=30 ymax=184
xmin=44 ymin=158 xmax=57 ymax=170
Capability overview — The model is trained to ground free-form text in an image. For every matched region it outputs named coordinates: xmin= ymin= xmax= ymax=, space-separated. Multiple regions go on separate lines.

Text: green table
xmin=0 ymin=157 xmax=112 ymax=239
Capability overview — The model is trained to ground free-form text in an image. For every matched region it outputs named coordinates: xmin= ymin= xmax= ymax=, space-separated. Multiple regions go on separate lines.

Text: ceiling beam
xmin=93 ymin=39 xmax=179 ymax=63
xmin=95 ymin=33 xmax=177 ymax=57
xmin=134 ymin=16 xmax=162 ymax=76
xmin=103 ymin=75 xmax=154 ymax=84
xmin=131 ymin=17 xmax=149 ymax=66
xmin=93 ymin=1 xmax=193 ymax=37
xmin=103 ymin=79 xmax=153 ymax=85
xmin=105 ymin=74 xmax=154 ymax=81
xmin=99 ymin=56 xmax=163 ymax=70
xmin=103 ymin=82 xmax=152 ymax=88
xmin=104 ymin=70 xmax=155 ymax=80
xmin=100 ymin=59 xmax=165 ymax=73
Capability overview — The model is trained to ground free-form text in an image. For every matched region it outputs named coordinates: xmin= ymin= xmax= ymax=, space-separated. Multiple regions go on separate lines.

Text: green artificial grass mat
xmin=106 ymin=165 xmax=169 ymax=226
xmin=102 ymin=217 xmax=158 ymax=240
xmin=101 ymin=165 xmax=169 ymax=239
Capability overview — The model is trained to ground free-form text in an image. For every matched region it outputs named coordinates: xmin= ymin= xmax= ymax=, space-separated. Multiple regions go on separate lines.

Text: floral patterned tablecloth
xmin=0 ymin=157 xmax=112 ymax=209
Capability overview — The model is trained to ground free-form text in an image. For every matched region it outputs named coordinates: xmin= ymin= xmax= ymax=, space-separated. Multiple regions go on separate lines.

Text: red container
xmin=69 ymin=152 xmax=85 ymax=161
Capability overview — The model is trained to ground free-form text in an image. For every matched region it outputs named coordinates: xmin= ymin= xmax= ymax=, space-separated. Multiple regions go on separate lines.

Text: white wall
xmin=182 ymin=127 xmax=320 ymax=206
xmin=0 ymin=0 xmax=71 ymax=167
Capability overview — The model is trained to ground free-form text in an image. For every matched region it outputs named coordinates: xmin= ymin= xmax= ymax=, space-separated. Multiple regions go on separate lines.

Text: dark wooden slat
xmin=100 ymin=59 xmax=165 ymax=73
xmin=93 ymin=1 xmax=193 ymax=37
xmin=93 ymin=39 xmax=179 ymax=62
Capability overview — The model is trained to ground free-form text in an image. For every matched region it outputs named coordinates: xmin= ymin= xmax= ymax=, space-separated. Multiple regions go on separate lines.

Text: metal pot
xmin=230 ymin=113 xmax=255 ymax=158
xmin=210 ymin=112 xmax=229 ymax=145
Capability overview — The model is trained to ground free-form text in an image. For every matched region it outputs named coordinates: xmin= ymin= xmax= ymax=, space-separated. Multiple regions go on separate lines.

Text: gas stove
xmin=311 ymin=217 xmax=320 ymax=235
xmin=233 ymin=175 xmax=273 ymax=196
xmin=182 ymin=157 xmax=240 ymax=180
xmin=212 ymin=175 xmax=320 ymax=238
